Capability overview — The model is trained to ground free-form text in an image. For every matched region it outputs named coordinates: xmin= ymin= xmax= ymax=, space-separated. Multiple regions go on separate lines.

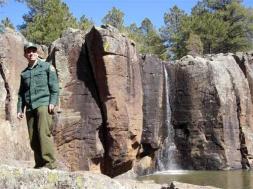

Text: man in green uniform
xmin=17 ymin=42 xmax=59 ymax=169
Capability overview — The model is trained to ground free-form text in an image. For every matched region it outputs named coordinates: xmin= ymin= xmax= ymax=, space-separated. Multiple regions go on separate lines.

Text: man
xmin=17 ymin=42 xmax=59 ymax=169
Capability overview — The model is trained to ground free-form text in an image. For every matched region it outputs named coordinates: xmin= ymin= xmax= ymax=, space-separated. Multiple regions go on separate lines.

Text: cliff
xmin=1 ymin=26 xmax=253 ymax=181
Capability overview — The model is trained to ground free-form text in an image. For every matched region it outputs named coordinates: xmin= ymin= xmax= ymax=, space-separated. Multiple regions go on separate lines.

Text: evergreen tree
xmin=140 ymin=18 xmax=167 ymax=60
xmin=20 ymin=0 xmax=77 ymax=45
xmin=126 ymin=19 xmax=166 ymax=60
xmin=1 ymin=17 xmax=15 ymax=29
xmin=102 ymin=8 xmax=166 ymax=59
xmin=79 ymin=15 xmax=94 ymax=31
xmin=186 ymin=33 xmax=203 ymax=56
xmin=161 ymin=1 xmax=253 ymax=59
xmin=221 ymin=1 xmax=253 ymax=52
xmin=125 ymin=23 xmax=145 ymax=52
xmin=191 ymin=0 xmax=253 ymax=53
xmin=182 ymin=13 xmax=229 ymax=54
xmin=102 ymin=7 xmax=124 ymax=30
xmin=140 ymin=18 xmax=153 ymax=34
xmin=160 ymin=6 xmax=187 ymax=59
xmin=18 ymin=0 xmax=48 ymax=33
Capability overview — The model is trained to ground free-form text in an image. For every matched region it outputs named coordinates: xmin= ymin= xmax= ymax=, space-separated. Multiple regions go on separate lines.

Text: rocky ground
xmin=0 ymin=164 xmax=165 ymax=189
xmin=0 ymin=165 xmax=220 ymax=189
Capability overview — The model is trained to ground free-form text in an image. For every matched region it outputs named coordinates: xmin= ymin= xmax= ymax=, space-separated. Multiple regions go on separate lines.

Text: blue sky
xmin=0 ymin=0 xmax=252 ymax=30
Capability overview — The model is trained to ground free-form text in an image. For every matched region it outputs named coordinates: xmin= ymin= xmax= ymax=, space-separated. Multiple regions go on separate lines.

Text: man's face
xmin=24 ymin=47 xmax=38 ymax=62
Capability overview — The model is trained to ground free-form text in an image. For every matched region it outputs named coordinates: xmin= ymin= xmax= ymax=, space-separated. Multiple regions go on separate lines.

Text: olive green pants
xmin=26 ymin=106 xmax=56 ymax=169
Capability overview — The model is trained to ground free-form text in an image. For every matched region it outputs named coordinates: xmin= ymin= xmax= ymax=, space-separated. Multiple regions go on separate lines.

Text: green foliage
xmin=1 ymin=17 xmax=15 ymax=29
xmin=125 ymin=23 xmax=145 ymax=52
xmin=126 ymin=18 xmax=167 ymax=60
xmin=78 ymin=15 xmax=94 ymax=32
xmin=192 ymin=0 xmax=253 ymax=53
xmin=160 ymin=6 xmax=188 ymax=59
xmin=102 ymin=7 xmax=124 ymax=30
xmin=183 ymin=13 xmax=229 ymax=54
xmin=18 ymin=0 xmax=48 ymax=32
xmin=195 ymin=0 xmax=242 ymax=12
xmin=161 ymin=1 xmax=253 ymax=59
xmin=221 ymin=1 xmax=253 ymax=52
xmin=3 ymin=0 xmax=252 ymax=60
xmin=186 ymin=33 xmax=203 ymax=56
xmin=102 ymin=8 xmax=166 ymax=59
xmin=139 ymin=18 xmax=167 ymax=60
xmin=20 ymin=0 xmax=77 ymax=45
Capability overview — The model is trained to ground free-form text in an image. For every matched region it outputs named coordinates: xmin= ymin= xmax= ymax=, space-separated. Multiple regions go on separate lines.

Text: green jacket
xmin=17 ymin=59 xmax=59 ymax=112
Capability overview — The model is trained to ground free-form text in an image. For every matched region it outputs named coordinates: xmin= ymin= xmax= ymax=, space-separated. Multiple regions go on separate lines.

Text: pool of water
xmin=138 ymin=170 xmax=253 ymax=189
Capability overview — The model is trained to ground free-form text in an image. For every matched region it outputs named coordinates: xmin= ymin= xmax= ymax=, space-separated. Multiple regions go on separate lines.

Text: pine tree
xmin=160 ymin=6 xmax=188 ymax=59
xmin=221 ymin=1 xmax=253 ymax=52
xmin=79 ymin=15 xmax=94 ymax=32
xmin=140 ymin=18 xmax=167 ymax=60
xmin=186 ymin=33 xmax=203 ymax=56
xmin=20 ymin=0 xmax=77 ymax=45
xmin=1 ymin=17 xmax=15 ymax=29
xmin=190 ymin=0 xmax=253 ymax=53
xmin=102 ymin=7 xmax=124 ymax=30
xmin=161 ymin=0 xmax=253 ymax=59
xmin=182 ymin=13 xmax=229 ymax=54
xmin=125 ymin=23 xmax=145 ymax=53
xmin=126 ymin=19 xmax=167 ymax=60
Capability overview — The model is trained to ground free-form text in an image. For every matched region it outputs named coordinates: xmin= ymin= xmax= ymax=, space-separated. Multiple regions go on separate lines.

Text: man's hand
xmin=17 ymin=112 xmax=24 ymax=120
xmin=48 ymin=104 xmax=55 ymax=114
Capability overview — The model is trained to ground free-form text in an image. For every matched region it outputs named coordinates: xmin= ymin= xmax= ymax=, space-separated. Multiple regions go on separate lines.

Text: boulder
xmin=50 ymin=28 xmax=104 ymax=171
xmin=140 ymin=55 xmax=164 ymax=155
xmin=85 ymin=25 xmax=143 ymax=177
xmin=0 ymin=28 xmax=33 ymax=165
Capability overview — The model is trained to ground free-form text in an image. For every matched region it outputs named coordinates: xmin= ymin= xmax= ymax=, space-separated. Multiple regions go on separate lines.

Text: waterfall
xmin=156 ymin=63 xmax=180 ymax=171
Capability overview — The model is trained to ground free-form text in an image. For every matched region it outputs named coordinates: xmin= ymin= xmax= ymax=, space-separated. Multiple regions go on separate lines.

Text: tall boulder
xmin=140 ymin=55 xmax=164 ymax=154
xmin=85 ymin=25 xmax=143 ymax=177
xmin=0 ymin=28 xmax=33 ymax=165
xmin=50 ymin=28 xmax=104 ymax=171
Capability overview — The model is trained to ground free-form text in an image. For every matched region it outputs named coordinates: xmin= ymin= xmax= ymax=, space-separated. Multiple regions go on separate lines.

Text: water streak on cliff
xmin=156 ymin=64 xmax=180 ymax=171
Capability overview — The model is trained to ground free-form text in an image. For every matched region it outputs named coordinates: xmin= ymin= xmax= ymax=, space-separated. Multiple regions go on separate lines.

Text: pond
xmin=138 ymin=170 xmax=253 ymax=189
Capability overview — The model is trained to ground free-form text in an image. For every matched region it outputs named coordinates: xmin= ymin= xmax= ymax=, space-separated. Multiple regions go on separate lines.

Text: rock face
xmin=1 ymin=26 xmax=253 ymax=180
xmin=235 ymin=51 xmax=253 ymax=166
xmin=171 ymin=54 xmax=253 ymax=169
xmin=85 ymin=25 xmax=143 ymax=177
xmin=0 ymin=26 xmax=143 ymax=177
xmin=140 ymin=55 xmax=164 ymax=156
xmin=49 ymin=28 xmax=104 ymax=171
xmin=0 ymin=28 xmax=33 ymax=165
